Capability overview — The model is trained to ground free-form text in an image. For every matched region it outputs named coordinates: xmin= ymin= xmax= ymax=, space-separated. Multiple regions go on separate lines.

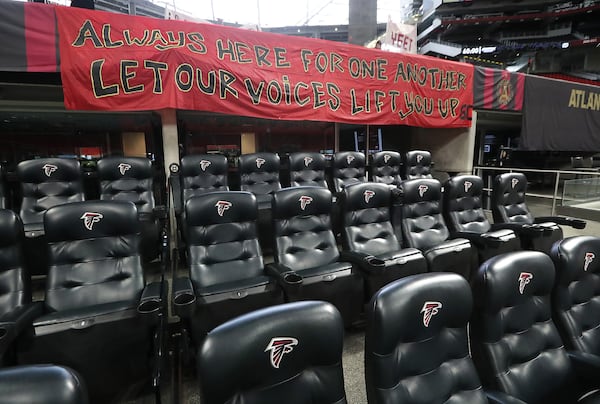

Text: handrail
xmin=473 ymin=165 xmax=600 ymax=215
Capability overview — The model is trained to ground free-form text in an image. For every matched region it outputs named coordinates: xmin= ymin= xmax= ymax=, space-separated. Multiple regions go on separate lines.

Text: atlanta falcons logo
xmin=416 ymin=154 xmax=424 ymax=163
xmin=265 ymin=337 xmax=298 ymax=369
xmin=80 ymin=212 xmax=103 ymax=231
xmin=511 ymin=178 xmax=519 ymax=189
xmin=464 ymin=181 xmax=472 ymax=193
xmin=199 ymin=160 xmax=211 ymax=171
xmin=584 ymin=252 xmax=595 ymax=271
xmin=118 ymin=163 xmax=131 ymax=176
xmin=364 ymin=190 xmax=375 ymax=203
xmin=256 ymin=158 xmax=266 ymax=168
xmin=346 ymin=155 xmax=355 ymax=165
xmin=215 ymin=200 xmax=232 ymax=217
xmin=383 ymin=154 xmax=391 ymax=164
xmin=418 ymin=184 xmax=429 ymax=197
xmin=299 ymin=195 xmax=313 ymax=211
xmin=421 ymin=301 xmax=442 ymax=327
xmin=42 ymin=164 xmax=58 ymax=177
xmin=303 ymin=156 xmax=313 ymax=167
xmin=518 ymin=272 xmax=533 ymax=294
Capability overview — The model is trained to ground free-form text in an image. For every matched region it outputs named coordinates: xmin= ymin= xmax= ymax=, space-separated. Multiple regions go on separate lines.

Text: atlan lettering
xmin=568 ymin=89 xmax=600 ymax=111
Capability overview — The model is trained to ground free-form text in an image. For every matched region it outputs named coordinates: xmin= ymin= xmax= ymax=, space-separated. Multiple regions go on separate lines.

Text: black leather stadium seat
xmin=402 ymin=150 xmax=432 ymax=180
xmin=393 ymin=178 xmax=475 ymax=280
xmin=471 ymin=251 xmax=600 ymax=403
xmin=550 ymin=235 xmax=600 ymax=391
xmin=172 ymin=191 xmax=284 ymax=342
xmin=443 ymin=175 xmax=520 ymax=263
xmin=268 ymin=187 xmax=363 ymax=326
xmin=331 ymin=151 xmax=366 ymax=193
xmin=17 ymin=200 xmax=165 ymax=403
xmin=97 ymin=156 xmax=163 ymax=262
xmin=370 ymin=151 xmax=402 ymax=187
xmin=491 ymin=172 xmax=585 ymax=254
xmin=0 ymin=209 xmax=42 ymax=364
xmin=17 ymin=158 xmax=85 ymax=275
xmin=288 ymin=152 xmax=329 ymax=188
xmin=197 ymin=301 xmax=347 ymax=404
xmin=365 ymin=272 xmax=489 ymax=404
xmin=339 ymin=182 xmax=427 ymax=299
xmin=0 ymin=365 xmax=89 ymax=404
xmin=239 ymin=152 xmax=281 ymax=209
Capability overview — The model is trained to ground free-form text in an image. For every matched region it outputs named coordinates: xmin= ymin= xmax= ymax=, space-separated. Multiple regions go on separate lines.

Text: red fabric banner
xmin=56 ymin=8 xmax=473 ymax=128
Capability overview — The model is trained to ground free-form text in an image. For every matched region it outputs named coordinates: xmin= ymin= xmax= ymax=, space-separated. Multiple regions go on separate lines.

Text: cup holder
xmin=0 ymin=327 xmax=7 ymax=340
xmin=138 ymin=299 xmax=161 ymax=316
xmin=173 ymin=292 xmax=196 ymax=307
xmin=366 ymin=257 xmax=386 ymax=267
xmin=283 ymin=272 xmax=302 ymax=286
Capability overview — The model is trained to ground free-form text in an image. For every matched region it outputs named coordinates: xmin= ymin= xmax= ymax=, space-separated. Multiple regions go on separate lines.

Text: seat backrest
xmin=43 ymin=200 xmax=144 ymax=312
xmin=198 ymin=301 xmax=347 ymax=404
xmin=340 ymin=182 xmax=401 ymax=255
xmin=288 ymin=152 xmax=328 ymax=188
xmin=397 ymin=178 xmax=449 ymax=250
xmin=403 ymin=150 xmax=432 ymax=180
xmin=491 ymin=172 xmax=534 ymax=225
xmin=180 ymin=154 xmax=229 ymax=205
xmin=238 ymin=153 xmax=281 ymax=196
xmin=0 ymin=210 xmax=29 ymax=318
xmin=272 ymin=187 xmax=339 ymax=271
xmin=0 ymin=365 xmax=89 ymax=404
xmin=365 ymin=272 xmax=487 ymax=404
xmin=471 ymin=251 xmax=573 ymax=403
xmin=370 ymin=151 xmax=402 ymax=187
xmin=550 ymin=236 xmax=600 ymax=356
xmin=332 ymin=151 xmax=366 ymax=193
xmin=442 ymin=175 xmax=492 ymax=234
xmin=17 ymin=158 xmax=84 ymax=227
xmin=97 ymin=156 xmax=155 ymax=215
xmin=185 ymin=191 xmax=264 ymax=289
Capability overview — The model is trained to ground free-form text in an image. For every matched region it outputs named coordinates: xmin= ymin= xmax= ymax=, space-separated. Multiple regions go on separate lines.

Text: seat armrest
xmin=535 ymin=216 xmax=586 ymax=229
xmin=172 ymin=277 xmax=196 ymax=318
xmin=265 ymin=263 xmax=303 ymax=291
xmin=339 ymin=251 xmax=386 ymax=274
xmin=450 ymin=231 xmax=503 ymax=248
xmin=491 ymin=222 xmax=547 ymax=237
xmin=567 ymin=350 xmax=600 ymax=384
xmin=138 ymin=281 xmax=165 ymax=322
xmin=485 ymin=390 xmax=527 ymax=404
xmin=168 ymin=171 xmax=183 ymax=216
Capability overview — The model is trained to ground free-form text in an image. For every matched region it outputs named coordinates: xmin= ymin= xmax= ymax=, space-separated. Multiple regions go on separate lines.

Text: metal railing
xmin=473 ymin=166 xmax=600 ymax=215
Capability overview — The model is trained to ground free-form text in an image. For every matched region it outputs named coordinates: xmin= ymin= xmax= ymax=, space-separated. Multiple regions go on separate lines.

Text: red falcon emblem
xmin=42 ymin=164 xmax=58 ymax=177
xmin=265 ymin=337 xmax=298 ymax=369
xmin=299 ymin=195 xmax=313 ymax=211
xmin=118 ymin=163 xmax=131 ymax=175
xmin=256 ymin=158 xmax=266 ymax=168
xmin=364 ymin=190 xmax=375 ymax=203
xmin=303 ymin=156 xmax=313 ymax=167
xmin=383 ymin=154 xmax=391 ymax=164
xmin=584 ymin=252 xmax=595 ymax=271
xmin=346 ymin=155 xmax=355 ymax=165
xmin=518 ymin=272 xmax=533 ymax=294
xmin=199 ymin=160 xmax=211 ymax=171
xmin=215 ymin=200 xmax=232 ymax=217
xmin=416 ymin=154 xmax=424 ymax=163
xmin=418 ymin=184 xmax=429 ymax=197
xmin=511 ymin=178 xmax=519 ymax=189
xmin=421 ymin=301 xmax=442 ymax=327
xmin=464 ymin=181 xmax=472 ymax=193
xmin=80 ymin=212 xmax=103 ymax=231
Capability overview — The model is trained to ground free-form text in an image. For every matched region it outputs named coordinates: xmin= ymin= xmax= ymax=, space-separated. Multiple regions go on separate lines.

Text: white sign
xmin=383 ymin=17 xmax=417 ymax=54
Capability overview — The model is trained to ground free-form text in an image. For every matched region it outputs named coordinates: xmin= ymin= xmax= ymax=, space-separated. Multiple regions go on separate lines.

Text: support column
xmin=349 ymin=0 xmax=377 ymax=46
xmin=159 ymin=108 xmax=180 ymax=250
